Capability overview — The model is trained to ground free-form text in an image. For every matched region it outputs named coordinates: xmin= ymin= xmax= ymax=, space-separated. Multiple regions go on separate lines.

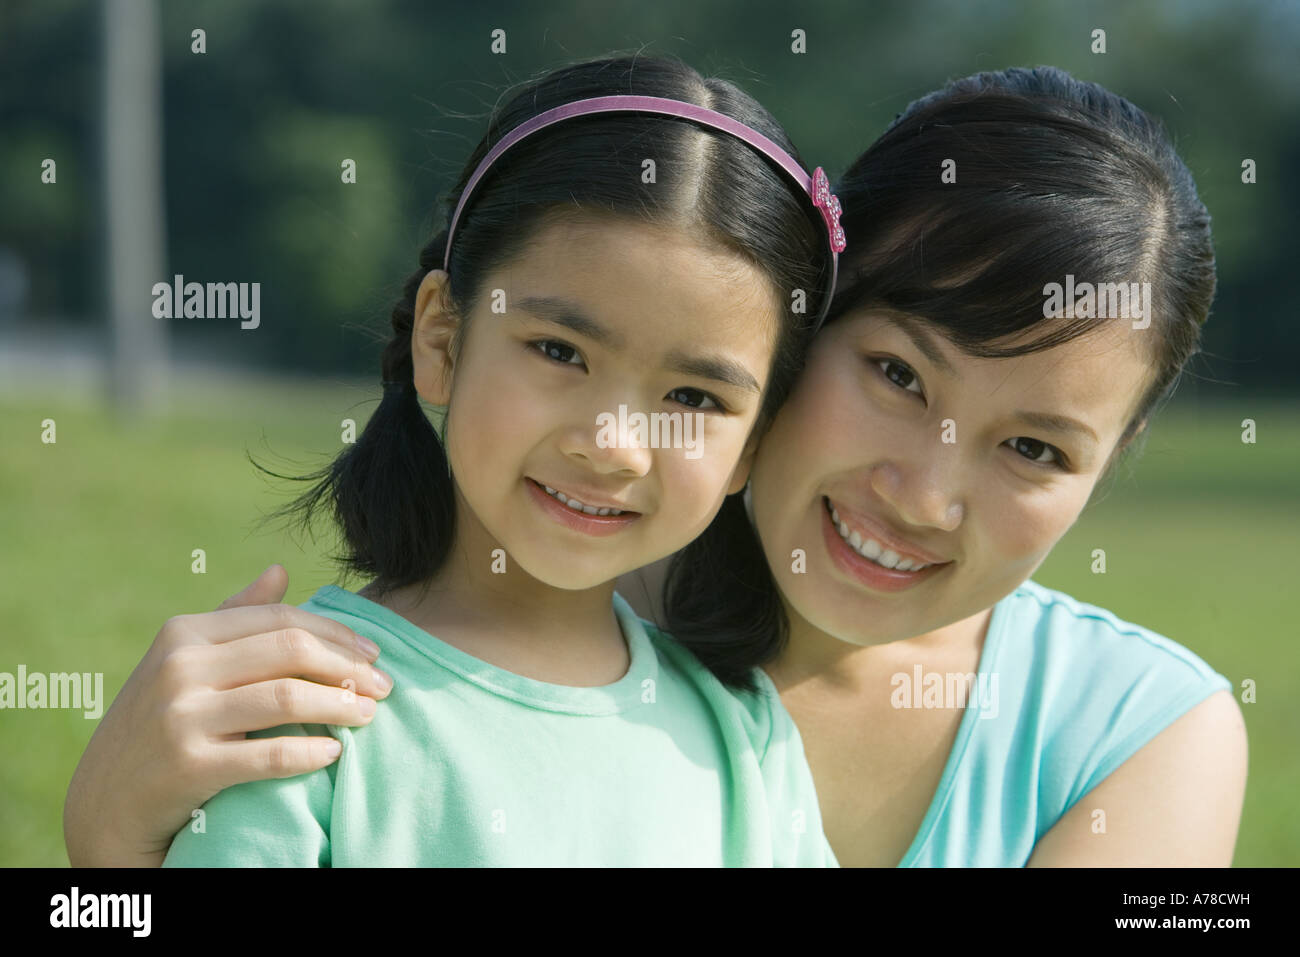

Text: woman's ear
xmin=411 ymin=269 xmax=459 ymax=405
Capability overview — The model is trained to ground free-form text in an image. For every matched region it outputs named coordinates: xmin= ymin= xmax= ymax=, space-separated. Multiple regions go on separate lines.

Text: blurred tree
xmin=0 ymin=0 xmax=1295 ymax=392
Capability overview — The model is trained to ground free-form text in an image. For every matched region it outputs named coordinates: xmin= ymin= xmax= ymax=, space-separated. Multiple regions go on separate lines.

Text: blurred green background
xmin=1 ymin=0 xmax=1296 ymax=865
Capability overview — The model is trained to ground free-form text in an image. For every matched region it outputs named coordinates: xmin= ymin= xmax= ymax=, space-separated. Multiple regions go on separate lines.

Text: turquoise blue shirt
xmin=163 ymin=587 xmax=837 ymax=867
xmin=899 ymin=580 xmax=1232 ymax=866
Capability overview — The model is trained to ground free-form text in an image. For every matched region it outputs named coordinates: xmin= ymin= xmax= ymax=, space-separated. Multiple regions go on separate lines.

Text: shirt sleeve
xmin=161 ymin=723 xmax=337 ymax=868
xmin=1029 ymin=596 xmax=1235 ymax=820
xmin=740 ymin=668 xmax=840 ymax=868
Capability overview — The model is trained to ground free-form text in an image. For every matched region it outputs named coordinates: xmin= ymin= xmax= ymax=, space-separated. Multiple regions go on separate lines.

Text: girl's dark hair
xmin=666 ymin=65 xmax=1218 ymax=690
xmin=254 ymin=53 xmax=831 ymax=604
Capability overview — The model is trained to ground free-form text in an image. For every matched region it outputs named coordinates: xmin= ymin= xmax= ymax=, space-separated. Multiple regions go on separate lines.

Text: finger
xmin=210 ymin=734 xmax=345 ymax=784
xmin=216 ymin=564 xmax=288 ymax=612
xmin=209 ymin=678 xmax=380 ymax=736
xmin=174 ymin=603 xmax=380 ymax=661
xmin=204 ymin=628 xmax=393 ymax=700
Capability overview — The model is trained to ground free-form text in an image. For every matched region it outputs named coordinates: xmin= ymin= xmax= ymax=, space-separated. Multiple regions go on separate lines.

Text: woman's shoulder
xmin=996 ymin=579 xmax=1226 ymax=686
xmin=989 ymin=580 xmax=1232 ymax=801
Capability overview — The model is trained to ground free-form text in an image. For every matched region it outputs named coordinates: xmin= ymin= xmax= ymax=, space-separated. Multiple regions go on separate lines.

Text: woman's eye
xmin=875 ymin=358 xmax=923 ymax=395
xmin=532 ymin=339 xmax=583 ymax=366
xmin=1006 ymin=436 xmax=1063 ymax=467
xmin=666 ymin=387 xmax=721 ymax=411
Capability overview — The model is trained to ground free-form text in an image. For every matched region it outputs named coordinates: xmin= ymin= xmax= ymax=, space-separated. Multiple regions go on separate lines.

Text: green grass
xmin=1 ymin=384 xmax=1295 ymax=866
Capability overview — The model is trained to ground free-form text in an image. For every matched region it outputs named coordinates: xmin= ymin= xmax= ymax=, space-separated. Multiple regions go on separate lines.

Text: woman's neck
xmin=766 ymin=598 xmax=993 ymax=696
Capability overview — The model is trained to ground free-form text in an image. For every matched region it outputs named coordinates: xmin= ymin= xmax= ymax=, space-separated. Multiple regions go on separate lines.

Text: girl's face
xmin=747 ymin=307 xmax=1155 ymax=648
xmin=417 ymin=211 xmax=783 ymax=590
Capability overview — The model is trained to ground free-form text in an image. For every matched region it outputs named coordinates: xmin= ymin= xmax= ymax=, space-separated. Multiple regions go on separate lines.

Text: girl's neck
xmin=361 ymin=496 xmax=630 ymax=687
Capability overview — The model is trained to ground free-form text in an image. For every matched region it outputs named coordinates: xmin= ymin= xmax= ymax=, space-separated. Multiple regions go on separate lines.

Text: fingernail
xmin=355 ymin=634 xmax=380 ymax=658
xmin=372 ymin=668 xmax=393 ymax=693
xmin=358 ymin=696 xmax=376 ymax=716
xmin=324 ymin=740 xmax=342 ymax=759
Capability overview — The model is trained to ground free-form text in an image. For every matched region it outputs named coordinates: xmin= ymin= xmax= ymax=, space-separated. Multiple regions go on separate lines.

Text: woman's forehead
xmin=829 ymin=308 xmax=1155 ymax=434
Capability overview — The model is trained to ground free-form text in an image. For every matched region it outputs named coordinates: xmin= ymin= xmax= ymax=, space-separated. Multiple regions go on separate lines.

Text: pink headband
xmin=442 ymin=94 xmax=845 ymax=329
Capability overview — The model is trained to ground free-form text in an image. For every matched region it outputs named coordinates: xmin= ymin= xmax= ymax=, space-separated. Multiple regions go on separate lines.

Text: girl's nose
xmin=560 ymin=414 xmax=654 ymax=478
xmin=868 ymin=457 xmax=964 ymax=533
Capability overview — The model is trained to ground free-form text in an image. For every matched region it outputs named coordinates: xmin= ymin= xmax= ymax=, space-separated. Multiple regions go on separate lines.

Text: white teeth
xmin=540 ymin=483 xmax=625 ymax=516
xmin=827 ymin=500 xmax=934 ymax=571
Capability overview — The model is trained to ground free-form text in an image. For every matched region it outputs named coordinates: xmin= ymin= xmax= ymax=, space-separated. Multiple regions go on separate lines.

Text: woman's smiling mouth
xmin=821 ymin=496 xmax=951 ymax=591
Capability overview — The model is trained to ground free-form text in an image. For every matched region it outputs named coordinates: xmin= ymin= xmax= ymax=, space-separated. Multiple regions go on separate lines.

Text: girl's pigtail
xmin=251 ymin=230 xmax=456 ymax=599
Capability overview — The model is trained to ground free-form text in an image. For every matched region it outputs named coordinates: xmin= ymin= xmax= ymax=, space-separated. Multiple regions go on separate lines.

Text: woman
xmin=64 ymin=65 xmax=1245 ymax=867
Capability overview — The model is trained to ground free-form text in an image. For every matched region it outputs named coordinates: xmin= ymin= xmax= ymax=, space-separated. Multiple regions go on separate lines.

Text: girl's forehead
xmin=504 ymin=214 xmax=782 ymax=316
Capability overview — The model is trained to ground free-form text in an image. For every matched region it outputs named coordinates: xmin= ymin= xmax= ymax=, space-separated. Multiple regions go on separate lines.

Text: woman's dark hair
xmin=253 ymin=53 xmax=832 ymax=605
xmin=666 ymin=65 xmax=1218 ymax=690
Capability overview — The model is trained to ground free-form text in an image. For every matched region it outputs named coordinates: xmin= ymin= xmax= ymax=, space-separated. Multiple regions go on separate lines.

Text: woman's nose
xmin=868 ymin=456 xmax=964 ymax=532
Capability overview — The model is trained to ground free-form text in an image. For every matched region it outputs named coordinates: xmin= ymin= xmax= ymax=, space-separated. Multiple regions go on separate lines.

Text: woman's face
xmin=747 ymin=306 xmax=1155 ymax=647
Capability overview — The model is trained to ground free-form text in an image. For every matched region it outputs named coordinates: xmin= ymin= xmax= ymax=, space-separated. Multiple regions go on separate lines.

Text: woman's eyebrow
xmin=881 ymin=313 xmax=958 ymax=378
xmin=1013 ymin=410 xmax=1099 ymax=443
xmin=515 ymin=296 xmax=625 ymax=350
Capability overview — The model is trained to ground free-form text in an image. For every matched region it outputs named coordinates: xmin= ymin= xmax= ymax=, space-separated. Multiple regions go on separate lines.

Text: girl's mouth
xmin=526 ymin=478 xmax=640 ymax=536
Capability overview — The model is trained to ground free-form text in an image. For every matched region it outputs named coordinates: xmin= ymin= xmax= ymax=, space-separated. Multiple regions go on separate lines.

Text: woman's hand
xmin=63 ymin=565 xmax=393 ymax=867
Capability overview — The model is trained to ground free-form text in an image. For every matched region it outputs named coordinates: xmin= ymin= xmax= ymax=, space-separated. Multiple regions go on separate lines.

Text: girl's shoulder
xmin=614 ymin=592 xmax=790 ymax=758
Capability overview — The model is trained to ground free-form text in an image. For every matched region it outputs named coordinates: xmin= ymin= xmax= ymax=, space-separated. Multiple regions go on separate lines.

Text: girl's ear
xmin=411 ymin=270 xmax=459 ymax=405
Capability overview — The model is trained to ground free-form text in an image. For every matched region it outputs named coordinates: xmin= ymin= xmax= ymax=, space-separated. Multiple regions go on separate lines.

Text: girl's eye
xmin=1006 ymin=436 xmax=1064 ymax=468
xmin=874 ymin=358 xmax=923 ymax=396
xmin=532 ymin=339 xmax=584 ymax=366
xmin=666 ymin=387 xmax=721 ymax=412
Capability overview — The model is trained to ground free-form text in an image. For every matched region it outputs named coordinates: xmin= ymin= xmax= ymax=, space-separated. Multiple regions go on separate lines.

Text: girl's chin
xmin=498 ymin=547 xmax=636 ymax=593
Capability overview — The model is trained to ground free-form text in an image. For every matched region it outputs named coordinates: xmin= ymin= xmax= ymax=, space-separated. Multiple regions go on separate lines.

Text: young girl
xmin=66 ymin=66 xmax=1244 ymax=868
xmin=151 ymin=52 xmax=843 ymax=866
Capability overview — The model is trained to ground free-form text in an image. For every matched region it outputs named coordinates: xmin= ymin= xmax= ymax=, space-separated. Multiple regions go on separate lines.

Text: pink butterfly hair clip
xmin=811 ymin=167 xmax=846 ymax=253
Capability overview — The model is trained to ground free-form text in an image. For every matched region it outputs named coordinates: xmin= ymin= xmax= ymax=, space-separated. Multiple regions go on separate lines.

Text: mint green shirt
xmin=163 ymin=587 xmax=837 ymax=867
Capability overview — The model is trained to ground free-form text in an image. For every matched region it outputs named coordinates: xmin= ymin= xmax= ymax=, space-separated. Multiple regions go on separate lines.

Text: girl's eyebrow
xmin=516 ymin=296 xmax=624 ymax=349
xmin=517 ymin=295 xmax=760 ymax=394
xmin=662 ymin=348 xmax=761 ymax=393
